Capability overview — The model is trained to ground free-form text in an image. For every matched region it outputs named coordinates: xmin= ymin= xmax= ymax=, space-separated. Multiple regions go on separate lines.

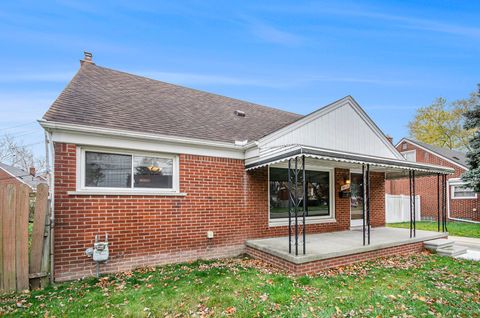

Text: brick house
xmin=40 ymin=53 xmax=452 ymax=281
xmin=0 ymin=162 xmax=46 ymax=192
xmin=387 ymin=138 xmax=479 ymax=222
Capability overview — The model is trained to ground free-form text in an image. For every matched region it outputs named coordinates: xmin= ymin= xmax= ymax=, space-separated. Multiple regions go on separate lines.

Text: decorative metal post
xmin=443 ymin=174 xmax=448 ymax=232
xmin=288 ymin=160 xmax=292 ymax=254
xmin=294 ymin=158 xmax=298 ymax=256
xmin=409 ymin=170 xmax=413 ymax=238
xmin=362 ymin=164 xmax=366 ymax=246
xmin=366 ymin=164 xmax=371 ymax=245
xmin=437 ymin=173 xmax=440 ymax=232
xmin=302 ymin=155 xmax=306 ymax=255
xmin=412 ymin=170 xmax=416 ymax=237
xmin=287 ymin=156 xmax=307 ymax=256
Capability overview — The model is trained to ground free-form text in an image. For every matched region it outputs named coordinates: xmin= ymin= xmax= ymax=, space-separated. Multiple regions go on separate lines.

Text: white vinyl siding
xmin=258 ymin=100 xmax=400 ymax=160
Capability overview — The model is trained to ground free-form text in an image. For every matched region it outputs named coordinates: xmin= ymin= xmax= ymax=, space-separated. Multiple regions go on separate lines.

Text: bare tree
xmin=0 ymin=134 xmax=45 ymax=172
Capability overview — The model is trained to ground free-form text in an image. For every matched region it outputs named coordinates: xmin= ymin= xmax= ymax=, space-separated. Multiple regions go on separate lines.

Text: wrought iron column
xmin=442 ymin=174 xmax=448 ymax=232
xmin=412 ymin=170 xmax=416 ymax=237
xmin=287 ymin=156 xmax=306 ymax=256
xmin=302 ymin=155 xmax=306 ymax=255
xmin=288 ymin=160 xmax=292 ymax=253
xmin=437 ymin=173 xmax=440 ymax=232
xmin=409 ymin=170 xmax=413 ymax=238
xmin=294 ymin=158 xmax=298 ymax=255
xmin=362 ymin=164 xmax=366 ymax=246
xmin=444 ymin=174 xmax=448 ymax=232
xmin=366 ymin=164 xmax=371 ymax=245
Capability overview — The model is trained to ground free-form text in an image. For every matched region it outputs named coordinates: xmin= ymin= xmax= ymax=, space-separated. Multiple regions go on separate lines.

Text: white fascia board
xmin=255 ymin=96 xmax=404 ymax=160
xmin=39 ymin=120 xmax=246 ymax=159
xmin=395 ymin=138 xmax=468 ymax=171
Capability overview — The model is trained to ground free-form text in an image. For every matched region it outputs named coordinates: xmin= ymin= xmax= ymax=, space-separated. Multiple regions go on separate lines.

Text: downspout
xmin=446 ymin=178 xmax=480 ymax=224
xmin=45 ymin=130 xmax=56 ymax=282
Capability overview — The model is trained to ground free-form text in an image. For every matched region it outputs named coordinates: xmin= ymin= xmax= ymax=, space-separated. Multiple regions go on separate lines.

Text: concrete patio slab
xmin=246 ymin=227 xmax=447 ymax=264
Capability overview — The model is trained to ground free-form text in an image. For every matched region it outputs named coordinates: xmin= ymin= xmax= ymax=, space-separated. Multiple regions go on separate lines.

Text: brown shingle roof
xmin=43 ymin=63 xmax=302 ymax=143
xmin=403 ymin=138 xmax=468 ymax=168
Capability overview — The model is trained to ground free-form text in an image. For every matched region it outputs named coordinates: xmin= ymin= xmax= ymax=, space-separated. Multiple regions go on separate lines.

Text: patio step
xmin=436 ymin=245 xmax=468 ymax=257
xmin=424 ymin=239 xmax=455 ymax=251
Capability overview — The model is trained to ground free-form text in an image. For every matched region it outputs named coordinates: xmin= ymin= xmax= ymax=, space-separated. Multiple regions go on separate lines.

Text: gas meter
xmin=85 ymin=234 xmax=109 ymax=278
xmin=86 ymin=234 xmax=109 ymax=262
xmin=93 ymin=240 xmax=109 ymax=262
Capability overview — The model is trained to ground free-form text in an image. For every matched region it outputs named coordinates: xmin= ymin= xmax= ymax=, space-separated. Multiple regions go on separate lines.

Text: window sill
xmin=67 ymin=190 xmax=187 ymax=196
xmin=451 ymin=197 xmax=477 ymax=200
xmin=269 ymin=217 xmax=336 ymax=227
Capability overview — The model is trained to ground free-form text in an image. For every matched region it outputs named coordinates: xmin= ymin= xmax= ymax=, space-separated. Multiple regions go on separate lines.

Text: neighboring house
xmin=387 ymin=138 xmax=479 ymax=222
xmin=0 ymin=162 xmax=46 ymax=192
xmin=40 ymin=53 xmax=453 ymax=281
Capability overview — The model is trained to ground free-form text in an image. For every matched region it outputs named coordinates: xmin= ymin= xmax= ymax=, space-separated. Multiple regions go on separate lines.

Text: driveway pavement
xmin=450 ymin=235 xmax=480 ymax=261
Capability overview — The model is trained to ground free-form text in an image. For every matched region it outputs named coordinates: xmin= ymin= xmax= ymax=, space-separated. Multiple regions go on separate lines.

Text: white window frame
xmin=268 ymin=164 xmax=336 ymax=227
xmin=71 ymin=146 xmax=184 ymax=196
xmin=450 ymin=182 xmax=477 ymax=200
xmin=401 ymin=150 xmax=416 ymax=162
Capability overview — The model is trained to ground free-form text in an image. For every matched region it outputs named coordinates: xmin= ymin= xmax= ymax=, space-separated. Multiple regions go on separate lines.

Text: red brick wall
xmin=370 ymin=172 xmax=386 ymax=227
xmin=387 ymin=141 xmax=479 ymax=221
xmin=53 ymin=143 xmax=386 ymax=281
xmin=246 ymin=242 xmax=424 ymax=275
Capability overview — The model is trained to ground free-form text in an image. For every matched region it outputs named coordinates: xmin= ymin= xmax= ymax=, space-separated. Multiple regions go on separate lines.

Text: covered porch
xmin=247 ymin=227 xmax=447 ymax=265
xmin=245 ymin=145 xmax=454 ymax=271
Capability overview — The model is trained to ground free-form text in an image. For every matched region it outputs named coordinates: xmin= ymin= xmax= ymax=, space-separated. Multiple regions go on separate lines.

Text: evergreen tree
xmin=461 ymin=85 xmax=480 ymax=192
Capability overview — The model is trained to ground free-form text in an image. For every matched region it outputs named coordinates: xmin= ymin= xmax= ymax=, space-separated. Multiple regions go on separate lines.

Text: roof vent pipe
xmin=234 ymin=110 xmax=246 ymax=117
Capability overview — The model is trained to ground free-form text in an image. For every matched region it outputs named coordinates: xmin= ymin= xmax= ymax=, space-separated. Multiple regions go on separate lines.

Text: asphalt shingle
xmin=405 ymin=138 xmax=468 ymax=168
xmin=43 ymin=63 xmax=302 ymax=143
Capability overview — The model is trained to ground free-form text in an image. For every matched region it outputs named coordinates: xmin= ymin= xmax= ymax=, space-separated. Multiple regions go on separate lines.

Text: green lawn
xmin=388 ymin=221 xmax=480 ymax=238
xmin=1 ymin=254 xmax=479 ymax=317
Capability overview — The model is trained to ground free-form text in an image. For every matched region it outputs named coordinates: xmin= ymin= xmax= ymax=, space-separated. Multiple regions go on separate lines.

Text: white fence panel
xmin=385 ymin=194 xmax=421 ymax=223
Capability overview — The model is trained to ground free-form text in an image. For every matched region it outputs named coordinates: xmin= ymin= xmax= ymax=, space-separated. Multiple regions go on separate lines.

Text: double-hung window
xmin=451 ymin=183 xmax=477 ymax=199
xmin=78 ymin=148 xmax=179 ymax=194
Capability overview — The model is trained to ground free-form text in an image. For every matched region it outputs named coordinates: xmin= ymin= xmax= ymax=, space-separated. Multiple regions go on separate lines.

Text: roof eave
xmin=39 ymin=119 xmax=247 ymax=151
xmin=396 ymin=138 xmax=469 ymax=170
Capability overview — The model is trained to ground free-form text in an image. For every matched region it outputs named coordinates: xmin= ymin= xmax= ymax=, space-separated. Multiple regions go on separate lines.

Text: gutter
xmin=38 ymin=120 xmax=245 ymax=151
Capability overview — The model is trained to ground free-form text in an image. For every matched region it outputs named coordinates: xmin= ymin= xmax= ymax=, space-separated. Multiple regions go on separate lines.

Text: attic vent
xmin=234 ymin=110 xmax=246 ymax=117
xmin=453 ymin=156 xmax=460 ymax=161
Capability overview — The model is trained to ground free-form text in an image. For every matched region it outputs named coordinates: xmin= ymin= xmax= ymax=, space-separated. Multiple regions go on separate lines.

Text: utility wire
xmin=0 ymin=121 xmax=37 ymax=132
xmin=3 ymin=129 xmax=40 ymax=138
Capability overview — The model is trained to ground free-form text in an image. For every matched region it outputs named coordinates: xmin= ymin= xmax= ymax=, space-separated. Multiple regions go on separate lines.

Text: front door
xmin=350 ymin=173 xmax=364 ymax=227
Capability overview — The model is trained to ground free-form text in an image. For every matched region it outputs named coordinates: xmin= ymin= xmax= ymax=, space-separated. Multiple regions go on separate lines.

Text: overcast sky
xmin=1 ymin=0 xmax=479 ymax=160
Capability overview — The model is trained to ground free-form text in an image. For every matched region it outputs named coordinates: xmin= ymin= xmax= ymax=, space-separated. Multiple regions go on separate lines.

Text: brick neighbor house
xmin=40 ymin=53 xmax=453 ymax=281
xmin=387 ymin=138 xmax=479 ymax=222
xmin=0 ymin=162 xmax=46 ymax=192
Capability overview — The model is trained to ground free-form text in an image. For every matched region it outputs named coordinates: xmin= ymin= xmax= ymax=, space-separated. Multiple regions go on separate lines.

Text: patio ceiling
xmin=245 ymin=145 xmax=455 ymax=179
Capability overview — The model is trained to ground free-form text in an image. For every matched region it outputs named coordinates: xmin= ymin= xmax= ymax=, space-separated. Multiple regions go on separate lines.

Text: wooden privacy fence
xmin=0 ymin=183 xmax=50 ymax=292
xmin=385 ymin=194 xmax=421 ymax=223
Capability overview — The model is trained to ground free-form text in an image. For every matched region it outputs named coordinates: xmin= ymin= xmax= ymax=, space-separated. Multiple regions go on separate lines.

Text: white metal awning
xmin=245 ymin=145 xmax=454 ymax=179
